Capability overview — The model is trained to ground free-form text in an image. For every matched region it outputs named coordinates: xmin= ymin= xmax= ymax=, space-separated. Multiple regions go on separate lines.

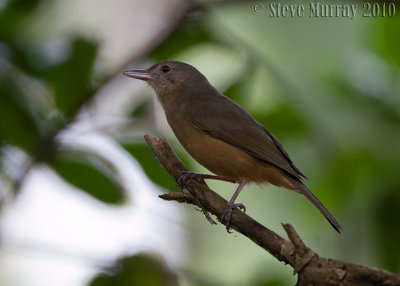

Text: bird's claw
xmin=221 ymin=203 xmax=246 ymax=233
xmin=178 ymin=171 xmax=205 ymax=188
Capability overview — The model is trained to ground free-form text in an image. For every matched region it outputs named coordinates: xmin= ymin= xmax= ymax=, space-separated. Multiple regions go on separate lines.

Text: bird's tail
xmin=296 ymin=182 xmax=342 ymax=233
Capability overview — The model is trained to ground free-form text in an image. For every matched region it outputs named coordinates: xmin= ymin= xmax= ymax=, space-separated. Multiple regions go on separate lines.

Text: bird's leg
xmin=178 ymin=170 xmax=233 ymax=188
xmin=202 ymin=174 xmax=234 ymax=182
xmin=221 ymin=179 xmax=247 ymax=232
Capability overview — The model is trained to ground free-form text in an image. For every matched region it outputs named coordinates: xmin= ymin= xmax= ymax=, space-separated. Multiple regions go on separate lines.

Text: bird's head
xmin=124 ymin=60 xmax=211 ymax=102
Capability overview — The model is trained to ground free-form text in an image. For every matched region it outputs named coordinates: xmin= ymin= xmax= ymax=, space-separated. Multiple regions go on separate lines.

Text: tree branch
xmin=144 ymin=135 xmax=400 ymax=286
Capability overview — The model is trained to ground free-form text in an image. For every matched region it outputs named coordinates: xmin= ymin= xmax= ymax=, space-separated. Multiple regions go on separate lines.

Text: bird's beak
xmin=123 ymin=69 xmax=153 ymax=81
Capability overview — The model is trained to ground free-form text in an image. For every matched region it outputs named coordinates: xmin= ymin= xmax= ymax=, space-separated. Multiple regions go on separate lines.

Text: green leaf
xmin=0 ymin=73 xmax=40 ymax=152
xmin=124 ymin=143 xmax=178 ymax=191
xmin=375 ymin=189 xmax=400 ymax=272
xmin=255 ymin=104 xmax=307 ymax=138
xmin=45 ymin=38 xmax=97 ymax=116
xmin=322 ymin=149 xmax=380 ymax=204
xmin=224 ymin=60 xmax=256 ymax=106
xmin=151 ymin=17 xmax=217 ymax=61
xmin=89 ymin=254 xmax=178 ymax=286
xmin=49 ymin=151 xmax=125 ymax=204
xmin=379 ymin=13 xmax=400 ymax=67
xmin=254 ymin=279 xmax=286 ymax=286
xmin=0 ymin=0 xmax=41 ymax=42
xmin=129 ymin=98 xmax=152 ymax=119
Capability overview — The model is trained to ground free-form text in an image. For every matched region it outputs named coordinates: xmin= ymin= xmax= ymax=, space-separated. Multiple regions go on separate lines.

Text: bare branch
xmin=144 ymin=135 xmax=400 ymax=286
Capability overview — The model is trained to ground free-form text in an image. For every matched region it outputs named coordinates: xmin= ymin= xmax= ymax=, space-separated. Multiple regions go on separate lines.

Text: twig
xmin=144 ymin=135 xmax=400 ymax=286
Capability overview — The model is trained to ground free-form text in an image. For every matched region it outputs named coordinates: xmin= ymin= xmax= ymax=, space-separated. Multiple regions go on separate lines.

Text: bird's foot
xmin=177 ymin=171 xmax=217 ymax=226
xmin=221 ymin=202 xmax=246 ymax=233
xmin=178 ymin=171 xmax=206 ymax=188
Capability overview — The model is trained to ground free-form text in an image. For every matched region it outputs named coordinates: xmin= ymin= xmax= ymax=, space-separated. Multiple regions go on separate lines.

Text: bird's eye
xmin=161 ymin=65 xmax=171 ymax=73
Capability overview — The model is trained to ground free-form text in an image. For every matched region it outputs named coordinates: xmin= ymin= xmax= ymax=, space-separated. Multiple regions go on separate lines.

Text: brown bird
xmin=124 ymin=60 xmax=341 ymax=233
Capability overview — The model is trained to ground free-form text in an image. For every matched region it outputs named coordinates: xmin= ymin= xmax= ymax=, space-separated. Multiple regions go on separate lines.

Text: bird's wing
xmin=190 ymin=95 xmax=306 ymax=180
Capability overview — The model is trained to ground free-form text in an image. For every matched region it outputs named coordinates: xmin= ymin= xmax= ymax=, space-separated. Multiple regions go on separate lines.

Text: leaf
xmin=255 ymin=104 xmax=307 ymax=138
xmin=254 ymin=279 xmax=286 ymax=286
xmin=375 ymin=189 xmax=400 ymax=272
xmin=129 ymin=98 xmax=152 ymax=119
xmin=322 ymin=149 xmax=380 ymax=204
xmin=151 ymin=17 xmax=217 ymax=61
xmin=89 ymin=254 xmax=177 ymax=286
xmin=224 ymin=60 xmax=256 ymax=106
xmin=124 ymin=143 xmax=178 ymax=191
xmin=379 ymin=13 xmax=400 ymax=67
xmin=0 ymin=0 xmax=41 ymax=42
xmin=0 ymin=72 xmax=40 ymax=152
xmin=49 ymin=151 xmax=125 ymax=204
xmin=45 ymin=38 xmax=97 ymax=117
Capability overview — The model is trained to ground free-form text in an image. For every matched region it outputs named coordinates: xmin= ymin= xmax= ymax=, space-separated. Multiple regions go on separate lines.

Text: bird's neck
xmin=156 ymin=79 xmax=219 ymax=120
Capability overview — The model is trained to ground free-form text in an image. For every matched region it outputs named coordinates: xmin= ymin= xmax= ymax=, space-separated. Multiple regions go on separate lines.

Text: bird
xmin=124 ymin=60 xmax=341 ymax=233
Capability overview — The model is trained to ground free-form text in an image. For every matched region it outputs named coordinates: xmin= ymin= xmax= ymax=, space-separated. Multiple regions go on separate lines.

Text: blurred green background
xmin=0 ymin=0 xmax=399 ymax=285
